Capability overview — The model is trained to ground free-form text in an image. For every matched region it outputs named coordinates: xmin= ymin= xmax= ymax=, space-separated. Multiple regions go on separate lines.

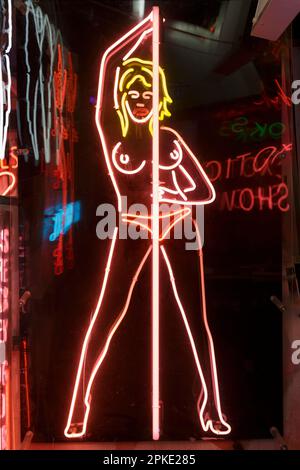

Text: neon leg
xmin=161 ymin=245 xmax=231 ymax=436
xmin=80 ymin=245 xmax=152 ymax=437
xmin=193 ymin=220 xmax=231 ymax=435
xmin=64 ymin=227 xmax=118 ymax=437
xmin=160 ymin=245 xmax=211 ymax=432
xmin=64 ymin=232 xmax=151 ymax=438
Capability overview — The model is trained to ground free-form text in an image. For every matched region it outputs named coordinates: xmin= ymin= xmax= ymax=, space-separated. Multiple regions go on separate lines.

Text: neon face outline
xmin=115 ymin=57 xmax=172 ymax=138
xmin=65 ymin=8 xmax=231 ymax=440
xmin=125 ymin=86 xmax=153 ymax=122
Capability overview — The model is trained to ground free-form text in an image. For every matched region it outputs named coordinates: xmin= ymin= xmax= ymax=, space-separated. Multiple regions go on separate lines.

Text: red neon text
xmin=254 ymin=79 xmax=292 ymax=109
xmin=220 ymin=182 xmax=289 ymax=212
xmin=204 ymin=143 xmax=292 ymax=183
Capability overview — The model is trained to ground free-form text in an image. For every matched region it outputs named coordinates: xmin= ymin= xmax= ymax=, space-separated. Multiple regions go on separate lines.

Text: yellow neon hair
xmin=116 ymin=57 xmax=172 ymax=137
xmin=118 ymin=91 xmax=129 ymax=137
xmin=126 ymin=74 xmax=151 ymax=90
xmin=119 ymin=68 xmax=134 ymax=92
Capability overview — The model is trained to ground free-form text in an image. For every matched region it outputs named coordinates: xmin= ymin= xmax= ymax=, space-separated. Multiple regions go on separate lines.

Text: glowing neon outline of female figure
xmin=64 ymin=12 xmax=231 ymax=439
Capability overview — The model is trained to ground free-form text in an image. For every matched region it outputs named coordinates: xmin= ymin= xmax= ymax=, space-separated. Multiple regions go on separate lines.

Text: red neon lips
xmin=133 ymin=106 xmax=150 ymax=117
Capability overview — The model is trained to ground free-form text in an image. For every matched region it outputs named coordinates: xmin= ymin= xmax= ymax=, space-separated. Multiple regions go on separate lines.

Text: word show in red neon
xmin=64 ymin=7 xmax=231 ymax=441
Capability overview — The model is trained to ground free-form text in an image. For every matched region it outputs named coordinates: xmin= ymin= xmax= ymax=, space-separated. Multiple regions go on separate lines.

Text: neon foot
xmin=64 ymin=422 xmax=85 ymax=438
xmin=208 ymin=418 xmax=231 ymax=436
xmin=199 ymin=410 xmax=231 ymax=436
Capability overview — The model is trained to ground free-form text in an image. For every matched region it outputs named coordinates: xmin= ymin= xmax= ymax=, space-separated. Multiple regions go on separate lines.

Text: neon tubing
xmin=113 ymin=67 xmax=121 ymax=109
xmin=172 ymin=170 xmax=188 ymax=201
xmin=151 ymin=5 xmax=160 ymax=441
xmin=179 ymin=164 xmax=197 ymax=193
xmin=159 ymin=140 xmax=183 ymax=170
xmin=159 ymin=187 xmax=179 ymax=196
xmin=0 ymin=0 xmax=12 ymax=160
xmin=24 ymin=1 xmax=57 ymax=163
xmin=161 ymin=246 xmax=210 ymax=431
xmin=160 ymin=127 xmax=216 ymax=206
xmin=119 ymin=68 xmax=134 ymax=93
xmin=64 ymin=227 xmax=118 ymax=437
xmin=80 ymin=246 xmax=152 ymax=437
xmin=193 ymin=221 xmax=231 ymax=435
xmin=161 ymin=245 xmax=231 ymax=435
xmin=126 ymin=74 xmax=152 ymax=90
xmin=123 ymin=208 xmax=189 ymax=220
xmin=65 ymin=236 xmax=151 ymax=438
xmin=125 ymin=100 xmax=153 ymax=123
xmin=24 ymin=2 xmax=73 ymax=168
xmin=115 ymin=58 xmax=172 ymax=138
xmin=112 ymin=142 xmax=146 ymax=174
xmin=123 ymin=27 xmax=153 ymax=61
xmin=117 ymin=93 xmax=129 ymax=137
xmin=121 ymin=207 xmax=191 ymax=241
xmin=0 ymin=171 xmax=15 ymax=196
xmin=96 ymin=12 xmax=153 ymax=211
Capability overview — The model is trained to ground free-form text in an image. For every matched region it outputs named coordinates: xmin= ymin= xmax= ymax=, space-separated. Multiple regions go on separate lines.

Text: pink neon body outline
xmin=113 ymin=66 xmax=121 ymax=109
xmin=95 ymin=12 xmax=153 ymax=212
xmin=64 ymin=227 xmax=118 ymax=437
xmin=159 ymin=187 xmax=178 ymax=196
xmin=66 ymin=8 xmax=231 ymax=440
xmin=161 ymin=241 xmax=231 ymax=436
xmin=123 ymin=208 xmax=189 ymax=220
xmin=159 ymin=139 xmax=183 ymax=170
xmin=65 ymin=13 xmax=155 ymax=439
xmin=159 ymin=126 xmax=216 ymax=206
xmin=179 ymin=165 xmax=197 ymax=193
xmin=123 ymin=27 xmax=153 ymax=61
xmin=112 ymin=141 xmax=146 ymax=174
xmin=171 ymin=170 xmax=188 ymax=201
xmin=159 ymin=163 xmax=197 ymax=201
xmin=193 ymin=221 xmax=231 ymax=435
xmin=64 ymin=229 xmax=151 ymax=438
xmin=121 ymin=207 xmax=191 ymax=241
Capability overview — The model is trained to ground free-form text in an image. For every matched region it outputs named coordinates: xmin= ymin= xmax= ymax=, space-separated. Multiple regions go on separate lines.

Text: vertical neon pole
xmin=152 ymin=5 xmax=160 ymax=441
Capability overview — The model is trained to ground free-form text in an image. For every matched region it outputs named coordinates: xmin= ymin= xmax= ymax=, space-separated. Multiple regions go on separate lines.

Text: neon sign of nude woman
xmin=65 ymin=9 xmax=231 ymax=440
